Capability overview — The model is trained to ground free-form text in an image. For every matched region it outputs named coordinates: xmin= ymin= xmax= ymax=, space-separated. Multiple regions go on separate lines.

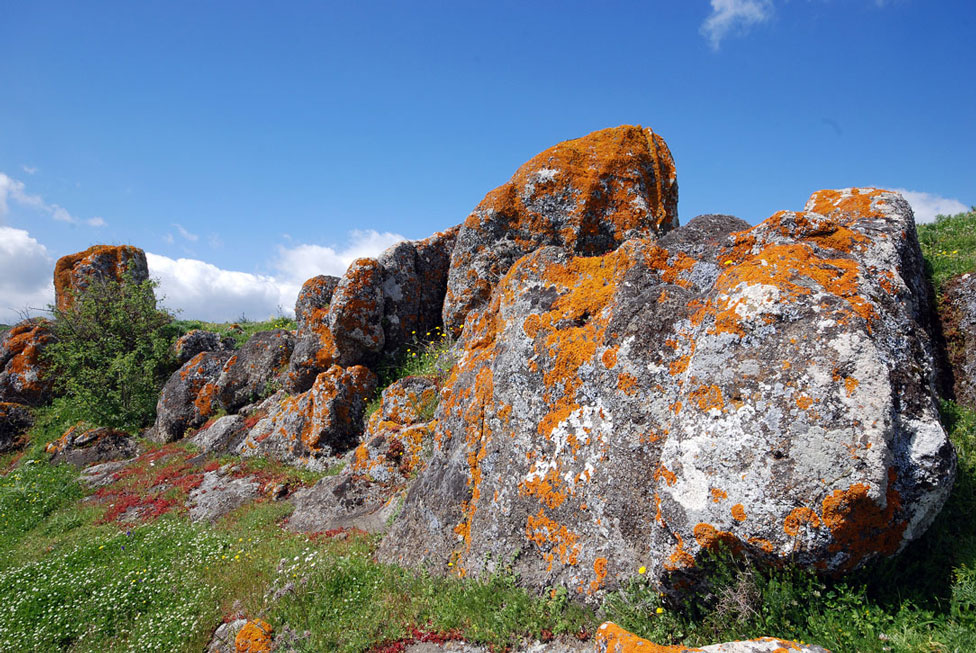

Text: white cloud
xmin=146 ymin=229 xmax=406 ymax=322
xmin=888 ymin=188 xmax=969 ymax=224
xmin=173 ymin=223 xmax=199 ymax=242
xmin=701 ymin=0 xmax=773 ymax=50
xmin=0 ymin=171 xmax=98 ymax=227
xmin=21 ymin=165 xmax=37 ymax=175
xmin=0 ymin=226 xmax=55 ymax=323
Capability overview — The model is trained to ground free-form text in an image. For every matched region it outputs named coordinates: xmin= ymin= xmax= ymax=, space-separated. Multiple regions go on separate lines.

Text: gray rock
xmin=379 ymin=188 xmax=955 ymax=601
xmin=940 ymin=272 xmax=976 ymax=408
xmin=47 ymin=425 xmax=140 ymax=467
xmin=188 ymin=414 xmax=247 ymax=453
xmin=295 ymin=275 xmax=340 ymax=330
xmin=0 ymin=319 xmax=54 ymax=406
xmin=205 ymin=618 xmax=248 ymax=653
xmin=173 ymin=329 xmax=235 ymax=365
xmin=187 ymin=470 xmax=260 ymax=523
xmin=150 ymin=350 xmax=234 ymax=443
xmin=216 ymin=329 xmax=295 ymax=411
xmin=53 ymin=244 xmax=149 ymax=312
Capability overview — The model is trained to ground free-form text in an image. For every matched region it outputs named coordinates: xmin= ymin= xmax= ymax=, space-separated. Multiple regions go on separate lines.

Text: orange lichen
xmin=595 ymin=622 xmax=702 ymax=653
xmin=601 ymin=347 xmax=618 ymax=369
xmin=731 ymin=503 xmax=747 ymax=522
xmin=654 ymin=464 xmax=677 ymax=487
xmin=710 ymin=488 xmax=727 ymax=503
xmin=807 ymin=187 xmax=887 ymax=222
xmin=820 ymin=468 xmax=906 ymax=564
xmin=669 ymin=355 xmax=690 ymax=376
xmin=844 ymin=377 xmax=860 ymax=396
xmin=664 ymin=532 xmax=695 ymax=571
xmin=693 ymin=523 xmax=742 ymax=553
xmin=689 ymin=384 xmax=724 ymax=412
xmin=795 ymin=395 xmax=813 ymax=410
xmin=783 ymin=507 xmax=822 ymax=537
xmin=525 ymin=508 xmax=581 ymax=567
xmin=520 ymin=466 xmax=569 ymax=509
xmin=617 ymin=373 xmax=639 ymax=395
xmin=589 ymin=556 xmax=609 ymax=594
xmin=235 ymin=619 xmax=273 ymax=653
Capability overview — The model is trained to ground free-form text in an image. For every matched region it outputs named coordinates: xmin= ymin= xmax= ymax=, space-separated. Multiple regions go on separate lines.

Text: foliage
xmin=43 ymin=271 xmax=177 ymax=432
xmin=367 ymin=325 xmax=456 ymax=417
xmin=917 ymin=206 xmax=976 ymax=297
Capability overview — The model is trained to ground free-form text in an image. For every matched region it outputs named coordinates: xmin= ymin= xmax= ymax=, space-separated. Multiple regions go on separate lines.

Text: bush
xmin=43 ymin=271 xmax=178 ymax=432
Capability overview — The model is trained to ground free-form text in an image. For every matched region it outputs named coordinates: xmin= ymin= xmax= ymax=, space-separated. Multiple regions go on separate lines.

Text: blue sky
xmin=1 ymin=0 xmax=973 ymax=323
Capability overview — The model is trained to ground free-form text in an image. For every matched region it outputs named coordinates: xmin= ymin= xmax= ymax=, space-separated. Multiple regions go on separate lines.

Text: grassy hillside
xmin=2 ymin=210 xmax=976 ymax=651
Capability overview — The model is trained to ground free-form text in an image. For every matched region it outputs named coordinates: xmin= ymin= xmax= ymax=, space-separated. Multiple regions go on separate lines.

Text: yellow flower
xmin=724 ymin=260 xmax=733 ymax=265
xmin=656 ymin=607 xmax=664 ymax=614
xmin=638 ymin=566 xmax=646 ymax=575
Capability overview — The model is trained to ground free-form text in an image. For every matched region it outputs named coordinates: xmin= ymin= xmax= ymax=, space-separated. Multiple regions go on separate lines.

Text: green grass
xmin=917 ymin=206 xmax=976 ymax=296
xmin=366 ymin=324 xmax=456 ymax=417
xmin=170 ymin=315 xmax=297 ymax=348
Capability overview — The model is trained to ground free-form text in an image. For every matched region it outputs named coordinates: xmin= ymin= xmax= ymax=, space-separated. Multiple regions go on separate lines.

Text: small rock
xmin=54 ymin=244 xmax=148 ymax=312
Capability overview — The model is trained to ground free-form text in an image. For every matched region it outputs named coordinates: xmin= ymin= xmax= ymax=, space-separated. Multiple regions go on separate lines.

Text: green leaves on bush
xmin=43 ymin=271 xmax=178 ymax=432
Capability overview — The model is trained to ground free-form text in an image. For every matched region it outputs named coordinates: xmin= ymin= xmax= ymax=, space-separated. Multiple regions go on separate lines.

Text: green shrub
xmin=917 ymin=206 xmax=976 ymax=296
xmin=43 ymin=271 xmax=178 ymax=432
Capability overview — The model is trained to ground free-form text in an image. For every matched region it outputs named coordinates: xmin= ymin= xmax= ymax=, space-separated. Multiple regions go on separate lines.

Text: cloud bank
xmin=0 ymin=226 xmax=55 ymax=323
xmin=701 ymin=0 xmax=773 ymax=50
xmin=0 ymin=172 xmax=104 ymax=227
xmin=889 ymin=188 xmax=969 ymax=224
xmin=147 ymin=229 xmax=405 ymax=322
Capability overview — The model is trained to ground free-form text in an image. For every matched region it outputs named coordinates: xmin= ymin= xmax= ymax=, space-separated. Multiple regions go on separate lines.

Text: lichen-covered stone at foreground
xmin=53 ymin=244 xmax=148 ymax=312
xmin=594 ymin=623 xmax=831 ymax=653
xmin=378 ymin=188 xmax=956 ymax=600
xmin=46 ymin=424 xmax=140 ymax=467
xmin=0 ymin=318 xmax=55 ymax=406
xmin=442 ymin=124 xmax=679 ymax=334
xmin=173 ymin=329 xmax=235 ymax=365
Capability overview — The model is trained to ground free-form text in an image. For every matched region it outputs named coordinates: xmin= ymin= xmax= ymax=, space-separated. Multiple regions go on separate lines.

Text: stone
xmin=187 ymin=469 xmax=260 ymax=523
xmin=188 ymin=414 xmax=248 ymax=453
xmin=594 ymin=623 xmax=830 ymax=653
xmin=206 ymin=618 xmax=248 ymax=653
xmin=150 ymin=350 xmax=234 ymax=443
xmin=54 ymin=244 xmax=149 ymax=312
xmin=216 ymin=329 xmax=295 ymax=411
xmin=173 ymin=329 xmax=236 ymax=365
xmin=240 ymin=365 xmax=377 ymax=467
xmin=0 ymin=319 xmax=54 ymax=406
xmin=285 ymin=472 xmax=403 ymax=534
xmin=79 ymin=459 xmax=131 ymax=488
xmin=284 ymin=324 xmax=338 ymax=394
xmin=378 ymin=188 xmax=955 ymax=600
xmin=327 ymin=257 xmax=387 ymax=364
xmin=235 ymin=619 xmax=273 ymax=653
xmin=46 ymin=424 xmax=140 ymax=467
xmin=442 ymin=125 xmax=678 ymax=333
xmin=295 ymin=275 xmax=340 ymax=329
xmin=0 ymin=402 xmax=34 ymax=453
xmin=939 ymin=272 xmax=976 ymax=408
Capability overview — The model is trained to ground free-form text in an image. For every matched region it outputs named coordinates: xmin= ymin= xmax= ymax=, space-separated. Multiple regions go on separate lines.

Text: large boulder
xmin=151 ymin=350 xmax=234 ymax=443
xmin=442 ymin=125 xmax=679 ymax=333
xmin=0 ymin=402 xmax=34 ymax=453
xmin=378 ymin=188 xmax=955 ymax=600
xmin=295 ymin=274 xmax=340 ymax=329
xmin=0 ymin=319 xmax=55 ymax=406
xmin=940 ymin=272 xmax=976 ymax=408
xmin=327 ymin=227 xmax=459 ymax=367
xmin=54 ymin=244 xmax=148 ymax=312
xmin=240 ymin=364 xmax=377 ymax=467
xmin=216 ymin=329 xmax=295 ymax=410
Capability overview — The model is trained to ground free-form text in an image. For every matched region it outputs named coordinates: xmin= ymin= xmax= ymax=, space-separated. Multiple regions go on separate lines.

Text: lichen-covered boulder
xmin=46 ymin=424 xmax=140 ymax=467
xmin=188 ymin=414 xmax=248 ymax=453
xmin=0 ymin=319 xmax=54 ymax=406
xmin=151 ymin=350 xmax=234 ymax=443
xmin=0 ymin=402 xmax=34 ymax=453
xmin=173 ymin=329 xmax=236 ymax=365
xmin=295 ymin=274 xmax=340 ymax=329
xmin=235 ymin=619 xmax=273 ymax=653
xmin=187 ymin=469 xmax=260 ymax=523
xmin=326 ymin=227 xmax=459 ymax=367
xmin=216 ymin=330 xmax=294 ymax=410
xmin=595 ymin=623 xmax=831 ymax=653
xmin=940 ymin=272 xmax=976 ymax=408
xmin=442 ymin=125 xmax=678 ymax=333
xmin=285 ymin=319 xmax=338 ymax=394
xmin=54 ymin=244 xmax=148 ymax=312
xmin=240 ymin=365 xmax=377 ymax=467
xmin=378 ymin=188 xmax=955 ymax=600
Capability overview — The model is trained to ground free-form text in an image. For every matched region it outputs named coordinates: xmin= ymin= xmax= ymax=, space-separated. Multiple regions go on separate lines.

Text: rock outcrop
xmin=46 ymin=424 xmax=140 ymax=467
xmin=53 ymin=244 xmax=148 ymax=312
xmin=378 ymin=188 xmax=956 ymax=599
xmin=940 ymin=272 xmax=976 ymax=408
xmin=0 ymin=319 xmax=54 ymax=406
xmin=294 ymin=275 xmax=340 ymax=328
xmin=442 ymin=125 xmax=678 ymax=333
